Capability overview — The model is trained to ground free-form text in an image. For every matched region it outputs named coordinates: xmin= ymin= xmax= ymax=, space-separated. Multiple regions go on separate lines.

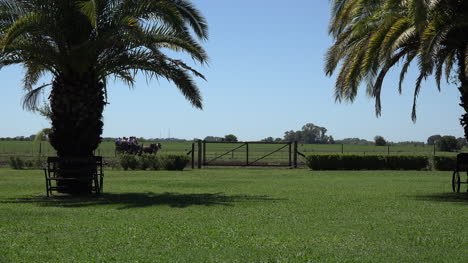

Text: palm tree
xmin=0 ymin=0 xmax=208 ymax=194
xmin=326 ymin=0 xmax=468 ymax=137
xmin=419 ymin=0 xmax=468 ymax=139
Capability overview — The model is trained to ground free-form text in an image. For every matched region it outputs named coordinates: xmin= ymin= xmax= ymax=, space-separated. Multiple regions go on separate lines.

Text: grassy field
xmin=0 ymin=168 xmax=467 ymax=262
xmin=0 ymin=141 xmax=463 ymax=167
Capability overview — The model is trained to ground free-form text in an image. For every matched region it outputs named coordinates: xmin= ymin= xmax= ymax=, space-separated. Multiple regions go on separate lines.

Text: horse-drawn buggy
xmin=452 ymin=153 xmax=468 ymax=192
xmin=115 ymin=139 xmax=161 ymax=155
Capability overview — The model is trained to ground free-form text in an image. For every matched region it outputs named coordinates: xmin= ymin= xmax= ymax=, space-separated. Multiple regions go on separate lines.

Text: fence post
xmin=203 ymin=140 xmax=206 ymax=165
xmin=388 ymin=145 xmax=390 ymax=155
xmin=246 ymin=142 xmax=249 ymax=166
xmin=191 ymin=143 xmax=195 ymax=169
xmin=39 ymin=142 xmax=42 ymax=156
xmin=341 ymin=144 xmax=344 ymax=154
xmin=294 ymin=141 xmax=298 ymax=168
xmin=433 ymin=144 xmax=436 ymax=156
xmin=289 ymin=143 xmax=292 ymax=167
xmin=197 ymin=140 xmax=202 ymax=168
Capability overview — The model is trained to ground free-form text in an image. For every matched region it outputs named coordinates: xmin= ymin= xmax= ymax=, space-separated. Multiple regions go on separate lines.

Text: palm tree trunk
xmin=48 ymin=72 xmax=105 ymax=194
xmin=458 ymin=46 xmax=468 ymax=140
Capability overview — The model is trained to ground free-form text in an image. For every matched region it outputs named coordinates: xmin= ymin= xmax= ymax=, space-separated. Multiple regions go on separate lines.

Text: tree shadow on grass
xmin=1 ymin=192 xmax=286 ymax=209
xmin=412 ymin=192 xmax=468 ymax=205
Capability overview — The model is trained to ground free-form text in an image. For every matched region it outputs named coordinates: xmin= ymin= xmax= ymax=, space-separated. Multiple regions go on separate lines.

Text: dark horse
xmin=140 ymin=143 xmax=162 ymax=155
xmin=115 ymin=142 xmax=141 ymax=155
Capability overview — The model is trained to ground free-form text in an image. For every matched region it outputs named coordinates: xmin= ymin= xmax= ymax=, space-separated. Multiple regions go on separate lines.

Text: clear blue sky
xmin=0 ymin=0 xmax=463 ymax=142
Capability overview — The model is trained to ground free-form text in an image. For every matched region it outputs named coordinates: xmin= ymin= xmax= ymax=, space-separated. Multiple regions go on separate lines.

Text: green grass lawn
xmin=0 ymin=168 xmax=467 ymax=262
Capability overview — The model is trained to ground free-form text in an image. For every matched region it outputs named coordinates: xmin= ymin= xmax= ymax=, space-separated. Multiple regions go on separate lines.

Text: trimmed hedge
xmin=118 ymin=153 xmax=189 ymax=171
xmin=432 ymin=156 xmax=456 ymax=171
xmin=305 ymin=154 xmax=429 ymax=170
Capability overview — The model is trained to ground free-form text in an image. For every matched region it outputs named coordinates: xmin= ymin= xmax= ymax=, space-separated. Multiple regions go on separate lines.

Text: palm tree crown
xmin=326 ymin=0 xmax=468 ymax=123
xmin=0 ymin=0 xmax=209 ymax=109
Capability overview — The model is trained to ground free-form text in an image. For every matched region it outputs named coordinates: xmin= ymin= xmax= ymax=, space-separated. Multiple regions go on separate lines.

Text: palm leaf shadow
xmin=2 ymin=192 xmax=286 ymax=209
xmin=412 ymin=192 xmax=468 ymax=205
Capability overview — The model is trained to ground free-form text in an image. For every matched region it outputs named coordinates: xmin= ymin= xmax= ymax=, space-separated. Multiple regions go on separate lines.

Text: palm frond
xmin=78 ymin=0 xmax=98 ymax=30
xmin=22 ymin=83 xmax=51 ymax=111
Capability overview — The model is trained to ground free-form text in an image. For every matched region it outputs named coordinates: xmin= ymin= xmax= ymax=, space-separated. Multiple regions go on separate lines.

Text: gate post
xmin=203 ymin=140 xmax=206 ymax=165
xmin=191 ymin=143 xmax=195 ymax=169
xmin=288 ymin=143 xmax=292 ymax=167
xmin=246 ymin=142 xmax=249 ymax=166
xmin=197 ymin=140 xmax=202 ymax=169
xmin=294 ymin=141 xmax=298 ymax=168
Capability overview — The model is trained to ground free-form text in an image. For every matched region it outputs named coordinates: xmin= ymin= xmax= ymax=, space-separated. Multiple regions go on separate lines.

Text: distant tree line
xmin=0 ymin=135 xmax=36 ymax=141
xmin=0 ymin=136 xmax=194 ymax=143
xmin=202 ymin=134 xmax=238 ymax=142
xmin=2 ymin=129 xmax=467 ymax=152
xmin=335 ymin=138 xmax=373 ymax=145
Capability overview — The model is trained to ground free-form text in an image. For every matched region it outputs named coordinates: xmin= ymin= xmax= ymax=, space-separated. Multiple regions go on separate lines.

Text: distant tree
xmin=335 ymin=138 xmax=373 ymax=145
xmin=284 ymin=123 xmax=334 ymax=144
xmin=204 ymin=136 xmax=223 ymax=142
xmin=261 ymin=137 xmax=274 ymax=143
xmin=223 ymin=134 xmax=238 ymax=142
xmin=437 ymin=136 xmax=462 ymax=152
xmin=374 ymin=136 xmax=387 ymax=146
xmin=457 ymin=137 xmax=467 ymax=147
xmin=394 ymin=141 xmax=425 ymax=146
xmin=301 ymin=123 xmax=327 ymax=144
xmin=427 ymin=135 xmax=442 ymax=145
xmin=284 ymin=130 xmax=301 ymax=143
xmin=274 ymin=138 xmax=283 ymax=142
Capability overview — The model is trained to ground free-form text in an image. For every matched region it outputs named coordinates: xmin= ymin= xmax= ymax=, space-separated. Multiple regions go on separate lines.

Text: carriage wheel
xmin=452 ymin=170 xmax=460 ymax=193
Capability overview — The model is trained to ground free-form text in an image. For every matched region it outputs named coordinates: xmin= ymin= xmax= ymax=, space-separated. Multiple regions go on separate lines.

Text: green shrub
xmin=432 ymin=156 xmax=456 ymax=171
xmin=132 ymin=154 xmax=161 ymax=170
xmin=160 ymin=154 xmax=190 ymax=171
xmin=148 ymin=155 xmax=161 ymax=170
xmin=24 ymin=159 xmax=34 ymax=169
xmin=9 ymin=156 xmax=24 ymax=169
xmin=138 ymin=154 xmax=153 ymax=170
xmin=386 ymin=155 xmax=429 ymax=170
xmin=305 ymin=154 xmax=429 ymax=170
xmin=119 ymin=154 xmax=138 ymax=170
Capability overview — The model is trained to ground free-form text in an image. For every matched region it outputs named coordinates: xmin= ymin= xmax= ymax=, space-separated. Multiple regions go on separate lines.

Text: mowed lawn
xmin=0 ymin=168 xmax=467 ymax=262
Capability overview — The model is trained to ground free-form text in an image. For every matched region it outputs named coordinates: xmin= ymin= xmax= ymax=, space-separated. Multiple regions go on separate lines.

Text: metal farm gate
xmin=189 ymin=141 xmax=303 ymax=168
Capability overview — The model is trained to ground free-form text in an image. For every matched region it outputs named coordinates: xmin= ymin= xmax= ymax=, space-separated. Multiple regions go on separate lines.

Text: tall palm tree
xmin=0 ymin=0 xmax=208 ymax=194
xmin=326 ymin=0 xmax=468 ymax=137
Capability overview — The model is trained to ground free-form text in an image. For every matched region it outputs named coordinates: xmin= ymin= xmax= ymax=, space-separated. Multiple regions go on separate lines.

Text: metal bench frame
xmin=44 ymin=156 xmax=104 ymax=197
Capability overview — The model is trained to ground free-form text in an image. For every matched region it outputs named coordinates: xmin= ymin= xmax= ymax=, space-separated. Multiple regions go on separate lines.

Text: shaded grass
xmin=3 ymin=192 xmax=284 ymax=209
xmin=0 ymin=168 xmax=467 ymax=262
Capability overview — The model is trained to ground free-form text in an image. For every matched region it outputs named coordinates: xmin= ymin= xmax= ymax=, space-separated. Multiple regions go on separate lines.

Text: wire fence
xmin=0 ymin=141 xmax=462 ymax=167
